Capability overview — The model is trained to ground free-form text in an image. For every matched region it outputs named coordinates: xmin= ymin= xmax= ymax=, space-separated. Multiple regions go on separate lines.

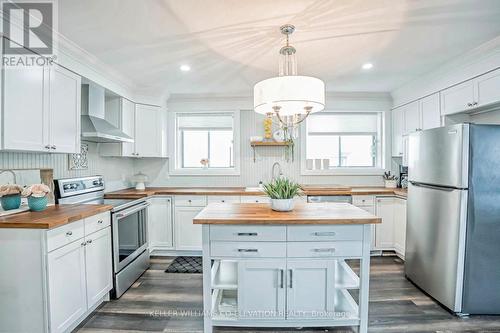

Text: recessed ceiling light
xmin=362 ymin=63 xmax=374 ymax=70
xmin=180 ymin=64 xmax=191 ymax=72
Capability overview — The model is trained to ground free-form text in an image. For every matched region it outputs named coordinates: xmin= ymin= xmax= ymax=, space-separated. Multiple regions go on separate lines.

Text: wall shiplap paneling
xmin=0 ymin=142 xmax=134 ymax=191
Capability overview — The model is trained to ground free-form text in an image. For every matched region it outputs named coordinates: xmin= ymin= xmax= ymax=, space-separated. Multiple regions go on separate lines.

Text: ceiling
xmin=58 ymin=0 xmax=500 ymax=97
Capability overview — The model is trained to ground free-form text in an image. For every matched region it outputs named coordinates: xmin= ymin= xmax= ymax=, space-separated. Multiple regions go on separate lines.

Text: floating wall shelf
xmin=250 ymin=141 xmax=292 ymax=162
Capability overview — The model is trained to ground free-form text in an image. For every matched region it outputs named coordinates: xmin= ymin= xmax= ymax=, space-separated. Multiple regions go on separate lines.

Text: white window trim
xmin=300 ymin=111 xmax=386 ymax=176
xmin=169 ymin=110 xmax=241 ymax=176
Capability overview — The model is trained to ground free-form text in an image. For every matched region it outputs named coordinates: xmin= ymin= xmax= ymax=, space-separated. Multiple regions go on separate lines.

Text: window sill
xmin=300 ymin=168 xmax=386 ymax=176
xmin=170 ymin=168 xmax=240 ymax=176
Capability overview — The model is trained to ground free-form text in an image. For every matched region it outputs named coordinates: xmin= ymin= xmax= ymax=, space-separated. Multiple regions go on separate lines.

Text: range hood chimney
xmin=80 ymin=84 xmax=134 ymax=143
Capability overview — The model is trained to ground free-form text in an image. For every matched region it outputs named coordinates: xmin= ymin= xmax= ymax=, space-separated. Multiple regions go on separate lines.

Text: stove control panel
xmin=54 ymin=176 xmax=105 ymax=201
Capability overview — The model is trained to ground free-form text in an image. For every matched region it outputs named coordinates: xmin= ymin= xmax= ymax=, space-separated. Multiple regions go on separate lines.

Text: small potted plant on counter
xmin=0 ymin=184 xmax=23 ymax=210
xmin=383 ymin=171 xmax=398 ymax=188
xmin=263 ymin=177 xmax=302 ymax=212
xmin=22 ymin=184 xmax=51 ymax=211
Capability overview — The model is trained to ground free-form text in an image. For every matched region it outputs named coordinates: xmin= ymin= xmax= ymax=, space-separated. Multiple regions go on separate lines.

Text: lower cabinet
xmin=393 ymin=198 xmax=407 ymax=257
xmin=174 ymin=205 xmax=203 ymax=251
xmin=148 ymin=197 xmax=173 ymax=251
xmin=85 ymin=227 xmax=113 ymax=308
xmin=375 ymin=197 xmax=395 ymax=250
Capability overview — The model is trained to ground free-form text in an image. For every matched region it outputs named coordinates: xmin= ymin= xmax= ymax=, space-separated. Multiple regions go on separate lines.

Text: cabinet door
xmin=48 ymin=240 xmax=87 ymax=333
xmin=174 ymin=206 xmax=203 ymax=251
xmin=148 ymin=197 xmax=173 ymax=249
xmin=403 ymin=101 xmax=421 ymax=134
xmin=421 ymin=93 xmax=441 ymax=130
xmin=85 ymin=227 xmax=113 ymax=309
xmin=121 ymin=98 xmax=136 ymax=157
xmin=375 ymin=197 xmax=395 ymax=249
xmin=440 ymin=80 xmax=475 ymax=115
xmin=48 ymin=64 xmax=81 ymax=153
xmin=475 ymin=68 xmax=500 ymax=108
xmin=3 ymin=57 xmax=48 ymax=151
xmin=286 ymin=259 xmax=335 ymax=319
xmin=391 ymin=107 xmax=404 ymax=157
xmin=135 ymin=104 xmax=162 ymax=157
xmin=237 ymin=259 xmax=286 ymax=319
xmin=393 ymin=198 xmax=407 ymax=257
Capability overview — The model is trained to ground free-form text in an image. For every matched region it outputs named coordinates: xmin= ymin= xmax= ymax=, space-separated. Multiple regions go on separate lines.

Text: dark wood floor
xmin=75 ymin=256 xmax=500 ymax=333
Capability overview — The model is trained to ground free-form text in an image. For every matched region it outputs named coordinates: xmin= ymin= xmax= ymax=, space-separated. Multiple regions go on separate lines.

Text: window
xmin=303 ymin=112 xmax=383 ymax=172
xmin=173 ymin=111 xmax=240 ymax=174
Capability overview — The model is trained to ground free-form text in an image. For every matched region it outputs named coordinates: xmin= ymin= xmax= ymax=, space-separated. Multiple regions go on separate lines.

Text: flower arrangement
xmin=0 ymin=184 xmax=24 ymax=210
xmin=263 ymin=177 xmax=302 ymax=212
xmin=22 ymin=184 xmax=51 ymax=211
xmin=383 ymin=171 xmax=398 ymax=188
xmin=200 ymin=158 xmax=209 ymax=168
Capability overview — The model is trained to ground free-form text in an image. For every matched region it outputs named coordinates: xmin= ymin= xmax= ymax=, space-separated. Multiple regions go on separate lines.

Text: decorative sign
xmin=68 ymin=144 xmax=89 ymax=170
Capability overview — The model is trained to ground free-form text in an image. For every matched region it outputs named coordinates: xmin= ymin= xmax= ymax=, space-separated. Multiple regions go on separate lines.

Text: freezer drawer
xmin=408 ymin=124 xmax=469 ymax=188
xmin=405 ymin=182 xmax=468 ymax=312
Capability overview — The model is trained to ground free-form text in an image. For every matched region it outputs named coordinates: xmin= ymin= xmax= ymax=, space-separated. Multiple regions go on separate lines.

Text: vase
xmin=385 ymin=180 xmax=397 ymax=188
xmin=28 ymin=196 xmax=48 ymax=212
xmin=270 ymin=198 xmax=295 ymax=212
xmin=1 ymin=194 xmax=21 ymax=210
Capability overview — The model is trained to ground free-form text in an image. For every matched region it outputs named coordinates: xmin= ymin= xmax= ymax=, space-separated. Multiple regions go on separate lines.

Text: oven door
xmin=112 ymin=201 xmax=150 ymax=273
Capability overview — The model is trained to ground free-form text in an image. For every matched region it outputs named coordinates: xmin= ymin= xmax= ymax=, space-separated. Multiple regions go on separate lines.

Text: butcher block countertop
xmin=193 ymin=203 xmax=382 ymax=225
xmin=105 ymin=186 xmax=407 ymax=199
xmin=0 ymin=204 xmax=112 ymax=229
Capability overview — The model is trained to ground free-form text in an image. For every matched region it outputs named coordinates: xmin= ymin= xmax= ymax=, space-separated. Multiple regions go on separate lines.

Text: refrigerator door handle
xmin=410 ymin=181 xmax=460 ymax=192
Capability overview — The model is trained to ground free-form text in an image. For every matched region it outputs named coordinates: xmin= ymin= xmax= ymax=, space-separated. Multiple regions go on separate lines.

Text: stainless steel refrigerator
xmin=405 ymin=123 xmax=500 ymax=315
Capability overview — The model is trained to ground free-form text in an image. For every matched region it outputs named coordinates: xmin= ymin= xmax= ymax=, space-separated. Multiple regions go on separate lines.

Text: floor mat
xmin=165 ymin=256 xmax=203 ymax=273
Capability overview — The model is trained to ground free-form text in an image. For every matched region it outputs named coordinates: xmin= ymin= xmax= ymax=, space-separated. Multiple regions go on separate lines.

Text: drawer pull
xmin=280 ymin=269 xmax=284 ymax=288
xmin=289 ymin=269 xmax=293 ymax=288
xmin=237 ymin=248 xmax=258 ymax=253
xmin=66 ymin=231 xmax=73 ymax=236
xmin=236 ymin=232 xmax=258 ymax=236
xmin=86 ymin=239 xmax=93 ymax=244
xmin=312 ymin=248 xmax=336 ymax=253
xmin=188 ymin=200 xmax=192 ymax=203
xmin=313 ymin=232 xmax=336 ymax=237
xmin=97 ymin=220 xmax=103 ymax=224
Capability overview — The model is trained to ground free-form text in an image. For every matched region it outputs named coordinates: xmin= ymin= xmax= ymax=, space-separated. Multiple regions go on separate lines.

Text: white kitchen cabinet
xmin=48 ymin=64 xmax=81 ymax=153
xmin=175 ymin=206 xmax=203 ymax=251
xmin=441 ymin=80 xmax=476 ymax=116
xmin=84 ymin=227 xmax=113 ymax=309
xmin=286 ymin=259 xmax=335 ymax=319
xmin=351 ymin=195 xmax=376 ymax=250
xmin=375 ymin=197 xmax=395 ymax=249
xmin=148 ymin=196 xmax=173 ymax=251
xmin=47 ymin=239 xmax=87 ymax=333
xmin=134 ymin=104 xmax=163 ymax=157
xmin=237 ymin=259 xmax=286 ymax=319
xmin=403 ymin=101 xmax=421 ymax=135
xmin=121 ymin=98 xmax=136 ymax=156
xmin=420 ymin=93 xmax=441 ymax=130
xmin=475 ymin=68 xmax=500 ymax=107
xmin=393 ymin=198 xmax=407 ymax=258
xmin=391 ymin=107 xmax=404 ymax=157
xmin=1 ymin=57 xmax=81 ymax=153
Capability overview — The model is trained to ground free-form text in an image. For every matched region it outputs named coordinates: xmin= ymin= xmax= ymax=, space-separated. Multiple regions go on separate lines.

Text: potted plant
xmin=22 ymin=184 xmax=51 ymax=211
xmin=0 ymin=184 xmax=23 ymax=210
xmin=383 ymin=171 xmax=398 ymax=188
xmin=263 ymin=177 xmax=302 ymax=212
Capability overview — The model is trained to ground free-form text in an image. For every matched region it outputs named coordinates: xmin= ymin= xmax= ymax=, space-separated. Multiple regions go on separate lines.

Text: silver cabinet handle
xmin=289 ymin=269 xmax=293 ymax=288
xmin=66 ymin=231 xmax=73 ymax=236
xmin=44 ymin=145 xmax=51 ymax=149
xmin=97 ymin=220 xmax=103 ymax=224
xmin=237 ymin=232 xmax=258 ymax=236
xmin=51 ymin=145 xmax=56 ymax=150
xmin=81 ymin=242 xmax=86 ymax=246
xmin=473 ymin=102 xmax=478 ymax=106
xmin=467 ymin=102 xmax=473 ymax=107
xmin=221 ymin=200 xmax=225 ymax=203
xmin=86 ymin=239 xmax=92 ymax=244
xmin=280 ymin=269 xmax=284 ymax=289
xmin=312 ymin=248 xmax=336 ymax=253
xmin=237 ymin=248 xmax=258 ymax=253
xmin=313 ymin=232 xmax=336 ymax=237
xmin=188 ymin=200 xmax=192 ymax=203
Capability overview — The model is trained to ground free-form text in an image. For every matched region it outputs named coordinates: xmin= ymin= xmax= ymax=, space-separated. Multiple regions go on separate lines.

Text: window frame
xmin=169 ymin=110 xmax=240 ymax=176
xmin=300 ymin=111 xmax=386 ymax=175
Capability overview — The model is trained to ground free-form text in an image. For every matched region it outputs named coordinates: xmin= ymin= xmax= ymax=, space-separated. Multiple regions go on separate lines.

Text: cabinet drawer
xmin=287 ymin=241 xmax=363 ymax=258
xmin=210 ymin=225 xmax=286 ymax=241
xmin=85 ymin=211 xmax=111 ymax=235
xmin=207 ymin=195 xmax=241 ymax=204
xmin=174 ymin=195 xmax=207 ymax=207
xmin=240 ymin=195 xmax=270 ymax=203
xmin=211 ymin=241 xmax=286 ymax=258
xmin=352 ymin=195 xmax=375 ymax=206
xmin=47 ymin=220 xmax=85 ymax=252
xmin=287 ymin=225 xmax=363 ymax=241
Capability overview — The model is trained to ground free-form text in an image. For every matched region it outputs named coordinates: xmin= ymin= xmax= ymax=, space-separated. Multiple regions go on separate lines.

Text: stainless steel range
xmin=54 ymin=175 xmax=150 ymax=298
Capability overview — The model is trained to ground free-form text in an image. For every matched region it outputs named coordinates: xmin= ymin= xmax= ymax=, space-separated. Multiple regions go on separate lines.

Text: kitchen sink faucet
xmin=271 ymin=162 xmax=283 ymax=180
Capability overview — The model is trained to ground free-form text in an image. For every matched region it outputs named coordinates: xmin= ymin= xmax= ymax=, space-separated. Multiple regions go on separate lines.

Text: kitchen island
xmin=193 ymin=202 xmax=381 ymax=333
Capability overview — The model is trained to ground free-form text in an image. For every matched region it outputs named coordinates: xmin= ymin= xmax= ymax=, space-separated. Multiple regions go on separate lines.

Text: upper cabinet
xmin=420 ymin=93 xmax=441 ymax=130
xmin=100 ymin=100 xmax=166 ymax=158
xmin=402 ymin=100 xmax=421 ymax=135
xmin=391 ymin=108 xmax=404 ymax=157
xmin=1 ymin=58 xmax=81 ymax=153
xmin=441 ymin=68 xmax=500 ymax=115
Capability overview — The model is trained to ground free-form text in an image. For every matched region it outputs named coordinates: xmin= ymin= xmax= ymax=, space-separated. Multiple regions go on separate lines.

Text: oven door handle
xmin=114 ymin=202 xmax=150 ymax=219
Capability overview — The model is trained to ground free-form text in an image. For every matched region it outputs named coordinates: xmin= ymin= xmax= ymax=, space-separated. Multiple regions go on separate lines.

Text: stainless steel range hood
xmin=81 ymin=84 xmax=134 ymax=143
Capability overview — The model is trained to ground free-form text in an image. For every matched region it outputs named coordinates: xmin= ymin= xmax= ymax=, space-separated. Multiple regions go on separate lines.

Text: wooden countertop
xmin=105 ymin=186 xmax=408 ymax=199
xmin=193 ymin=203 xmax=381 ymax=225
xmin=0 ymin=204 xmax=113 ymax=229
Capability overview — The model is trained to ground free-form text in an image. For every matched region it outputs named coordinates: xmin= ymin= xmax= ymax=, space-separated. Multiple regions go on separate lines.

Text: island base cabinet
xmin=237 ymin=260 xmax=286 ymax=320
xmin=48 ymin=240 xmax=87 ymax=333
